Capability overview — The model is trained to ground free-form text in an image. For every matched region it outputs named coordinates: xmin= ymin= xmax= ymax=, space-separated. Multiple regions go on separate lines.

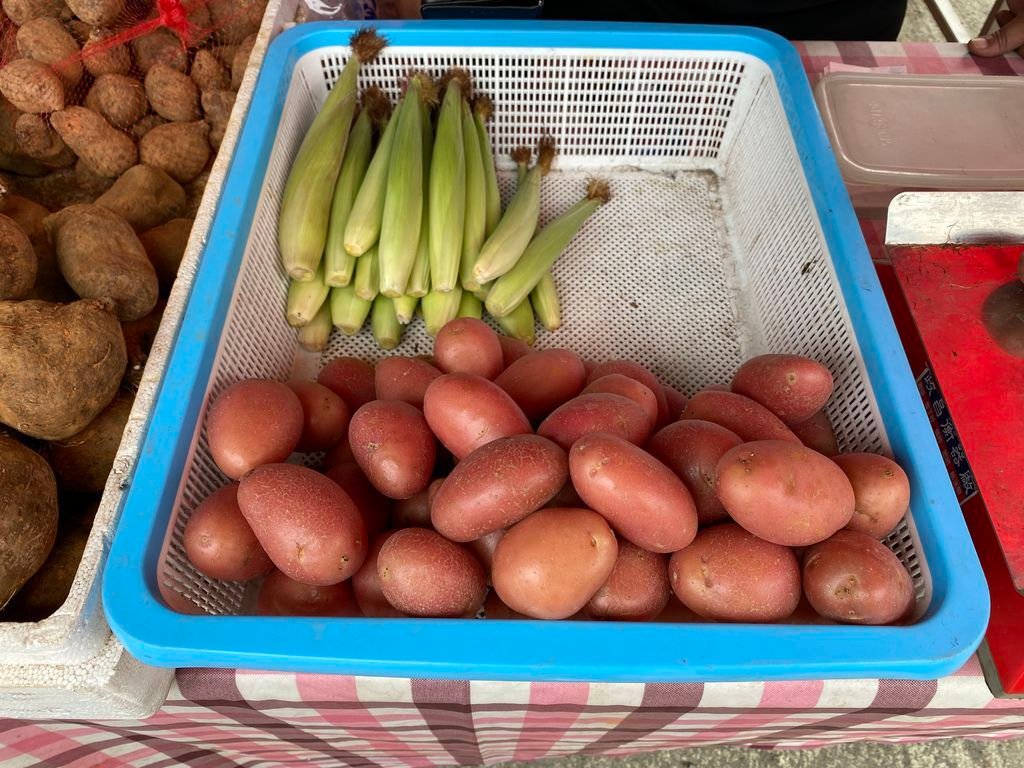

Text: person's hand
xmin=969 ymin=0 xmax=1024 ymax=57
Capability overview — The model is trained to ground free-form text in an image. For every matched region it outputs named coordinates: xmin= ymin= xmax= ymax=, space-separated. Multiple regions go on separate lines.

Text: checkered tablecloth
xmin=1 ymin=41 xmax=1022 ymax=768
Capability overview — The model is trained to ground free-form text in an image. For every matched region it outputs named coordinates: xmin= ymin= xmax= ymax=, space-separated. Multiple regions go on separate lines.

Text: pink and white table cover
xmin=2 ymin=41 xmax=1022 ymax=768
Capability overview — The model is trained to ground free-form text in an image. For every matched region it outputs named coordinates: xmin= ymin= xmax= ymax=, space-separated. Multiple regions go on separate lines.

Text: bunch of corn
xmin=278 ymin=53 xmax=609 ymax=352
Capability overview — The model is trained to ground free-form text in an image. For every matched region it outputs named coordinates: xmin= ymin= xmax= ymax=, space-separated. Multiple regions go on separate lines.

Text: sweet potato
xmin=74 ymin=157 xmax=117 ymax=197
xmin=13 ymin=113 xmax=72 ymax=165
xmin=184 ymin=169 xmax=209 ymax=217
xmin=47 ymin=393 xmax=132 ymax=493
xmin=0 ymin=212 xmax=36 ymax=300
xmin=209 ymin=0 xmax=262 ymax=45
xmin=191 ymin=49 xmax=231 ymax=92
xmin=51 ymin=107 xmax=138 ymax=179
xmin=201 ymin=89 xmax=235 ymax=149
xmin=16 ymin=16 xmax=83 ymax=89
xmin=0 ymin=299 xmax=125 ymax=439
xmin=132 ymin=27 xmax=188 ymax=74
xmin=231 ymin=33 xmax=257 ymax=90
xmin=0 ymin=194 xmax=72 ymax=302
xmin=121 ymin=299 xmax=164 ymax=389
xmin=0 ymin=166 xmax=95 ymax=210
xmin=1 ymin=0 xmax=70 ymax=26
xmin=66 ymin=0 xmax=124 ymax=26
xmin=145 ymin=63 xmax=201 ymax=122
xmin=45 ymin=203 xmax=158 ymax=321
xmin=95 ymin=164 xmax=186 ymax=232
xmin=82 ymin=28 xmax=132 ymax=77
xmin=0 ymin=59 xmax=64 ymax=113
xmin=85 ymin=74 xmax=148 ymax=129
xmin=130 ymin=114 xmax=167 ymax=142
xmin=139 ymin=217 xmax=191 ymax=294
xmin=139 ymin=121 xmax=210 ymax=184
xmin=0 ymin=435 xmax=58 ymax=609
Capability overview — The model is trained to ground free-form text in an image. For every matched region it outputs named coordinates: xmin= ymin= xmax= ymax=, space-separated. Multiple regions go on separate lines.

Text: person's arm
xmin=969 ymin=1 xmax=1024 ymax=56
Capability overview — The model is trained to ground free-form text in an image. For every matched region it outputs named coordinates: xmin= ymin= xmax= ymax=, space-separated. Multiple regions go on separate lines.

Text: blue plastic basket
xmin=103 ymin=21 xmax=989 ymax=681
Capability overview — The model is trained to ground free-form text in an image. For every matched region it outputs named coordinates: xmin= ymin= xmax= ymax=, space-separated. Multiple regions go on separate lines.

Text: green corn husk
xmin=344 ymin=95 xmax=403 ymax=257
xmin=495 ymin=297 xmax=536 ymax=346
xmin=422 ymin=286 xmax=463 ymax=336
xmin=487 ymin=179 xmax=609 ymax=318
xmin=473 ymin=96 xmax=501 ymax=237
xmin=330 ymin=285 xmax=372 ymax=335
xmin=353 ymin=245 xmax=380 ymax=301
xmin=286 ymin=261 xmax=329 ymax=326
xmin=473 ymin=137 xmax=556 ymax=285
xmin=297 ymin=302 xmax=333 ymax=352
xmin=457 ymin=290 xmax=483 ymax=319
xmin=512 ymin=145 xmax=530 ymax=187
xmin=324 ymin=87 xmax=389 ymax=287
xmin=459 ymin=98 xmax=487 ymax=293
xmin=278 ymin=29 xmax=386 ymax=281
xmin=530 ymin=271 xmax=561 ymax=331
xmin=371 ymin=295 xmax=402 ymax=349
xmin=428 ymin=70 xmax=470 ymax=292
xmin=379 ymin=73 xmax=434 ymax=298
xmin=393 ymin=294 xmax=419 ymax=325
xmin=407 ymin=96 xmax=434 ymax=298
xmin=473 ymin=286 xmax=490 ymax=302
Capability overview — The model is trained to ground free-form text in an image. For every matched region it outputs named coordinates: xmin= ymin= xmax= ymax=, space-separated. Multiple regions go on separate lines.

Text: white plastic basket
xmin=104 ymin=22 xmax=988 ymax=681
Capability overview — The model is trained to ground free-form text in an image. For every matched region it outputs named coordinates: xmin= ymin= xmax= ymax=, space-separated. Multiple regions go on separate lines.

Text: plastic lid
xmin=814 ymin=73 xmax=1024 ymax=189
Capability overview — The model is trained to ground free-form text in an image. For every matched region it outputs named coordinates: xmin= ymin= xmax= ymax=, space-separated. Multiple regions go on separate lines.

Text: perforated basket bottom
xmin=159 ymin=165 xmax=925 ymax=618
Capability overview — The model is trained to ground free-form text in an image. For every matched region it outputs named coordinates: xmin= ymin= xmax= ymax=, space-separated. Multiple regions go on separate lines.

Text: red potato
xmin=484 ymin=590 xmax=527 ymax=620
xmin=790 ymin=409 xmax=839 ymax=456
xmin=731 ymin=354 xmax=834 ymax=425
xmin=256 ymin=570 xmax=360 ymax=617
xmin=378 ymin=528 xmax=486 ymax=617
xmin=499 ymin=335 xmax=532 ymax=367
xmin=323 ymin=462 xmax=390 ymax=540
xmin=545 ymin=482 xmax=584 ymax=509
xmin=582 ymin=359 xmax=598 ymax=378
xmin=653 ymin=594 xmax=703 ymax=623
xmin=569 ymin=432 xmax=698 ymax=553
xmin=681 ymin=390 xmax=800 ymax=444
xmin=662 ymin=385 xmax=688 ymax=420
xmin=390 ymin=488 xmax=433 ymax=529
xmin=432 ymin=435 xmax=568 ymax=542
xmin=287 ymin=380 xmax=350 ymax=453
xmin=374 ymin=357 xmax=443 ymax=408
xmin=206 ymin=379 xmax=304 ymax=480
xmin=238 ymin=464 xmax=367 ymax=585
xmin=583 ymin=374 xmax=658 ymax=434
xmin=493 ymin=348 xmax=587 ymax=422
xmin=316 ymin=357 xmax=376 ymax=411
xmin=323 ymin=437 xmax=355 ymax=470
xmin=423 ymin=373 xmax=532 ymax=460
xmin=587 ymin=359 xmax=670 ymax=426
xmin=715 ymin=440 xmax=855 ymax=547
xmin=647 ymin=419 xmax=743 ymax=527
xmin=467 ymin=529 xmax=504 ymax=582
xmin=833 ymin=453 xmax=911 ymax=539
xmin=669 ymin=524 xmax=801 ymax=622
xmin=802 ymin=530 xmax=914 ymax=625
xmin=492 ymin=507 xmax=618 ymax=620
xmin=349 ymin=401 xmax=437 ymax=499
xmin=538 ymin=393 xmax=652 ymax=451
xmin=352 ymin=532 xmax=406 ymax=618
xmin=587 ymin=542 xmax=670 ymax=621
xmin=434 ymin=318 xmax=504 ymax=379
xmin=427 ymin=477 xmax=445 ymax=508
xmin=182 ymin=484 xmax=273 ymax=582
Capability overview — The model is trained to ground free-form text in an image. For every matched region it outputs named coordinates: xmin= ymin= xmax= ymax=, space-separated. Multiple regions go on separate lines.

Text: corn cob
xmin=344 ymin=93 xmax=403 ymax=257
xmin=459 ymin=98 xmax=487 ymax=292
xmin=297 ymin=302 xmax=333 ymax=352
xmin=428 ymin=69 xmax=470 ymax=292
xmin=353 ymin=245 xmax=380 ymax=301
xmin=473 ymin=137 xmax=556 ymax=285
xmin=330 ymin=285 xmax=372 ymax=335
xmin=530 ymin=271 xmax=561 ymax=331
xmin=486 ymin=179 xmax=609 ymax=318
xmin=473 ymin=96 xmax=501 ymax=237
xmin=286 ymin=261 xmax=329 ymax=327
xmin=496 ymin=298 xmax=536 ymax=346
xmin=324 ymin=87 xmax=390 ymax=287
xmin=379 ymin=72 xmax=436 ymax=298
xmin=371 ymin=295 xmax=402 ymax=349
xmin=457 ymin=291 xmax=483 ymax=319
xmin=422 ymin=286 xmax=463 ymax=336
xmin=407 ymin=95 xmax=434 ymax=297
xmin=393 ymin=294 xmax=419 ymax=324
xmin=278 ymin=29 xmax=386 ymax=281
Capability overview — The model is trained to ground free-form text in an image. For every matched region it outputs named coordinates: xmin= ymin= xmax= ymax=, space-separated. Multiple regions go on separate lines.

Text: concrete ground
xmin=500 ymin=2 xmax=1023 ymax=767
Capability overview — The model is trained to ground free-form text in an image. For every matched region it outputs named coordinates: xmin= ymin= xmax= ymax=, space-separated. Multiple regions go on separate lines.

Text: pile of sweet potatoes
xmin=0 ymin=0 xmax=267 ymax=621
